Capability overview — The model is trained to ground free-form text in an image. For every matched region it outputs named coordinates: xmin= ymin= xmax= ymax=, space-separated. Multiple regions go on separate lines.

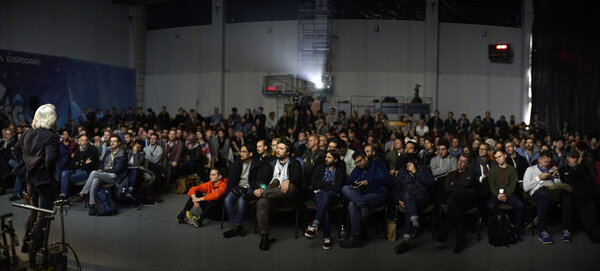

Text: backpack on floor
xmin=95 ymin=187 xmax=118 ymax=216
xmin=487 ymin=213 xmax=515 ymax=247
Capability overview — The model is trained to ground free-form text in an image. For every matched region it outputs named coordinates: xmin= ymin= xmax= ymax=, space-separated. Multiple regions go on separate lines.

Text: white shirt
xmin=523 ymin=165 xmax=561 ymax=196
xmin=271 ymin=159 xmax=290 ymax=184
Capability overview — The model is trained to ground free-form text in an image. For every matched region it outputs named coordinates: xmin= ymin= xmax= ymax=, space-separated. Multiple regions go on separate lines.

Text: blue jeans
xmin=531 ymin=190 xmax=572 ymax=232
xmin=342 ymin=185 xmax=386 ymax=237
xmin=225 ymin=190 xmax=252 ymax=226
xmin=128 ymin=169 xmax=140 ymax=191
xmin=401 ymin=191 xmax=428 ymax=234
xmin=313 ymin=190 xmax=339 ymax=238
xmin=8 ymin=159 xmax=23 ymax=196
xmin=487 ymin=194 xmax=524 ymax=233
xmin=60 ymin=169 xmax=89 ymax=196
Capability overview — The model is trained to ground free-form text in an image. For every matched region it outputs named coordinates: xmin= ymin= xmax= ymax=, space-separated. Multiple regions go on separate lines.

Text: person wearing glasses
xmin=469 ymin=143 xmax=496 ymax=217
xmin=339 ymin=149 xmax=389 ymax=248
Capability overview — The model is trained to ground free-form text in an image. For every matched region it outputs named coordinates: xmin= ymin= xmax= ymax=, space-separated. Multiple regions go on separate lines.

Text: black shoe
xmin=57 ymin=195 xmax=70 ymax=206
xmin=394 ymin=239 xmax=411 ymax=254
xmin=8 ymin=194 xmax=21 ymax=201
xmin=259 ymin=235 xmax=270 ymax=251
xmin=223 ymin=229 xmax=239 ymax=238
xmin=434 ymin=233 xmax=448 ymax=243
xmin=88 ymin=205 xmax=97 ymax=216
xmin=410 ymin=226 xmax=423 ymax=239
xmin=453 ymin=238 xmax=466 ymax=254
xmin=339 ymin=236 xmax=363 ymax=249
xmin=21 ymin=243 xmax=28 ymax=254
xmin=177 ymin=211 xmax=185 ymax=224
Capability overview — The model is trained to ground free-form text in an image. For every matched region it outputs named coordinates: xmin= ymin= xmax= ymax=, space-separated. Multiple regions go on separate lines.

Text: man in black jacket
xmin=12 ymin=104 xmax=60 ymax=256
xmin=304 ymin=150 xmax=345 ymax=250
xmin=435 ymin=153 xmax=477 ymax=253
xmin=560 ymin=150 xmax=600 ymax=242
xmin=223 ymin=145 xmax=263 ymax=238
xmin=58 ymin=134 xmax=98 ymax=200
xmin=255 ymin=141 xmax=302 ymax=250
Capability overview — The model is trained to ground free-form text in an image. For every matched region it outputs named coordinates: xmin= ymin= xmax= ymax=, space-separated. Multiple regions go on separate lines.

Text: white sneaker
xmin=322 ymin=237 xmax=332 ymax=250
xmin=304 ymin=225 xmax=317 ymax=239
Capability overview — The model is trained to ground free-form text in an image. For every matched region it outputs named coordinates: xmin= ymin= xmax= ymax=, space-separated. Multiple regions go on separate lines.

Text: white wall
xmin=144 ymin=7 xmax=531 ymax=122
xmin=0 ymin=0 xmax=132 ymax=68
xmin=437 ymin=23 xmax=525 ymax=121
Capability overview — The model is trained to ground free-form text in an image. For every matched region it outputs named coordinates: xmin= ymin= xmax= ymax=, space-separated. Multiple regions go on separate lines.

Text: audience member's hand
xmin=171 ymin=161 xmax=177 ymax=167
xmin=254 ymin=189 xmax=264 ymax=198
xmin=280 ymin=180 xmax=290 ymax=194
xmin=538 ymin=172 xmax=551 ymax=180
xmin=399 ymin=200 xmax=406 ymax=208
xmin=85 ymin=158 xmax=92 ymax=164
xmin=498 ymin=193 xmax=507 ymax=202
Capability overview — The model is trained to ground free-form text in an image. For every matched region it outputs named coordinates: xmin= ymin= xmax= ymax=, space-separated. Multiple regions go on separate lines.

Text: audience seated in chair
xmin=58 ymin=134 xmax=98 ymax=201
xmin=339 ymin=149 xmax=389 ymax=249
xmin=222 ymin=144 xmax=263 ymax=238
xmin=523 ymin=150 xmax=572 ymax=244
xmin=487 ymin=149 xmax=524 ymax=240
xmin=255 ymin=141 xmax=302 ymax=251
xmin=71 ymin=134 xmax=128 ymax=216
xmin=304 ymin=150 xmax=346 ymax=250
xmin=393 ymin=153 xmax=434 ymax=254
xmin=125 ymin=139 xmax=145 ymax=204
xmin=435 ymin=153 xmax=477 ymax=254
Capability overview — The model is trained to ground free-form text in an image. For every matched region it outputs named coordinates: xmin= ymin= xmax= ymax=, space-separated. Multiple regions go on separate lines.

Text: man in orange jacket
xmin=177 ymin=168 xmax=227 ymax=227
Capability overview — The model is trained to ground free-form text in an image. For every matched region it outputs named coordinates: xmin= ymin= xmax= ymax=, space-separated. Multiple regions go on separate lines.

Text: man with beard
xmin=255 ymin=141 xmax=302 ymax=250
xmin=304 ymin=150 xmax=346 ymax=250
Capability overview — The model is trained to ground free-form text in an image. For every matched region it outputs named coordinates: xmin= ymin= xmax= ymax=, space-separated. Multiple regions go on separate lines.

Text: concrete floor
xmin=0 ymin=192 xmax=599 ymax=271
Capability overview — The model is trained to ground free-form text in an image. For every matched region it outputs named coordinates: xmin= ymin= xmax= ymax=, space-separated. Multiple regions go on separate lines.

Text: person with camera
xmin=393 ymin=153 xmax=434 ymax=254
xmin=304 ymin=150 xmax=346 ymax=250
xmin=222 ymin=144 xmax=263 ymax=238
xmin=177 ymin=168 xmax=227 ymax=227
xmin=523 ymin=150 xmax=572 ymax=244
xmin=339 ymin=149 xmax=389 ymax=248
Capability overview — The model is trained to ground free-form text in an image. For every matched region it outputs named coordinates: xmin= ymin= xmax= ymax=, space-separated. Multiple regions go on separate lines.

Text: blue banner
xmin=0 ymin=49 xmax=134 ymax=129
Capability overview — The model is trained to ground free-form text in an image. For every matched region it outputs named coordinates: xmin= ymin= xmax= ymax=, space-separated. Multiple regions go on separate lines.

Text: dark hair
xmin=326 ymin=150 xmax=340 ymax=161
xmin=133 ymin=139 xmax=144 ymax=146
xmin=212 ymin=168 xmax=222 ymax=176
xmin=337 ymin=138 xmax=347 ymax=149
xmin=493 ymin=149 xmax=506 ymax=156
xmin=539 ymin=150 xmax=554 ymax=159
xmin=458 ymin=152 xmax=470 ymax=163
xmin=241 ymin=144 xmax=255 ymax=155
xmin=437 ymin=139 xmax=450 ymax=149
xmin=110 ymin=134 xmax=121 ymax=143
xmin=352 ymin=149 xmax=367 ymax=160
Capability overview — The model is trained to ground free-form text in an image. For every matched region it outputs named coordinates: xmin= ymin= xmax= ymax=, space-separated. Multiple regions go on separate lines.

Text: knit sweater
xmin=487 ymin=165 xmax=518 ymax=197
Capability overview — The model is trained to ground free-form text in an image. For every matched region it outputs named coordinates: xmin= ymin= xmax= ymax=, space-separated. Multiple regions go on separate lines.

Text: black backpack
xmin=95 ymin=187 xmax=118 ymax=216
xmin=487 ymin=213 xmax=515 ymax=247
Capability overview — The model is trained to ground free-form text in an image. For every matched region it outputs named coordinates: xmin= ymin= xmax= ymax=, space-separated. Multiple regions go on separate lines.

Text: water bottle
xmin=340 ymin=224 xmax=347 ymax=241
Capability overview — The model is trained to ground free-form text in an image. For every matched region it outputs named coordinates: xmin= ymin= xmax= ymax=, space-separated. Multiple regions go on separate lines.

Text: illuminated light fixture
xmin=496 ymin=44 xmax=508 ymax=50
xmin=267 ymin=86 xmax=276 ymax=91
